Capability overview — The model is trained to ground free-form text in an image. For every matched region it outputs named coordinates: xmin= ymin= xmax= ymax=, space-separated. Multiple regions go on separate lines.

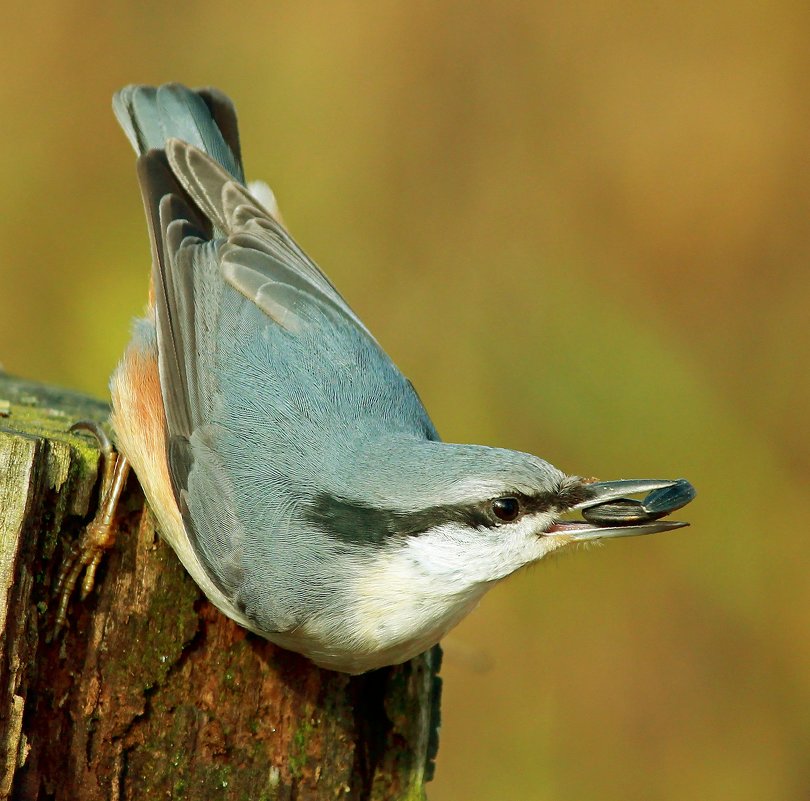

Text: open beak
xmin=545 ymin=478 xmax=696 ymax=542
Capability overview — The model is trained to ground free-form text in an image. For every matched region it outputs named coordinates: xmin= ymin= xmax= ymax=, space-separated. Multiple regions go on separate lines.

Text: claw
xmin=69 ymin=419 xmax=113 ymax=455
xmin=54 ymin=421 xmax=130 ymax=634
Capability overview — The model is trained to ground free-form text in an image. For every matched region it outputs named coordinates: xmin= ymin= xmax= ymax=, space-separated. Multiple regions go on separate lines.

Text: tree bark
xmin=0 ymin=373 xmax=441 ymax=801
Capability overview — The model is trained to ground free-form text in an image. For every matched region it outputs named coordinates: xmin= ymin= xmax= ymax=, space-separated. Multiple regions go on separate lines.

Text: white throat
xmin=340 ymin=512 xmax=563 ymax=664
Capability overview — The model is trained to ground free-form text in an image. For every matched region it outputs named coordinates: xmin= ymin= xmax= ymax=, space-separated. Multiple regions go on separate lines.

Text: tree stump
xmin=0 ymin=373 xmax=441 ymax=800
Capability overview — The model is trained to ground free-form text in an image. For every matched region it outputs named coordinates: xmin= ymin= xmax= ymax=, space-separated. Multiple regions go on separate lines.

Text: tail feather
xmin=113 ymin=83 xmax=244 ymax=183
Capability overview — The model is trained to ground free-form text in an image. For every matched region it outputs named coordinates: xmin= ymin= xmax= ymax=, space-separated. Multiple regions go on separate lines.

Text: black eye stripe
xmin=307 ymin=483 xmax=592 ymax=544
xmin=306 ymin=494 xmax=493 ymax=545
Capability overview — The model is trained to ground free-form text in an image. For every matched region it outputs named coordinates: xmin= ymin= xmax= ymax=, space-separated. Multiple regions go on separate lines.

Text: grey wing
xmin=139 ymin=143 xmax=436 ymax=631
xmin=151 ymin=140 xmax=385 ymax=439
xmin=165 ymin=139 xmax=367 ymax=332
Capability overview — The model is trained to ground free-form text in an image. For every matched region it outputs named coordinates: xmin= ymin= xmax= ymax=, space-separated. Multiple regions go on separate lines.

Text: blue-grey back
xmin=184 ymin=266 xmax=441 ymax=630
xmin=115 ymin=84 xmax=442 ymax=632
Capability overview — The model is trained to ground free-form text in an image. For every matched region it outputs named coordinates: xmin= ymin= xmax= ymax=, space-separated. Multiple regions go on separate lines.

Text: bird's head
xmin=298 ymin=439 xmax=694 ymax=670
xmin=314 ymin=440 xmax=692 ymax=591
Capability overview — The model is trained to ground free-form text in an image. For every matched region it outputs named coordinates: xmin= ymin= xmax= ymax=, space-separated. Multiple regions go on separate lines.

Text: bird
xmin=57 ymin=83 xmax=694 ymax=674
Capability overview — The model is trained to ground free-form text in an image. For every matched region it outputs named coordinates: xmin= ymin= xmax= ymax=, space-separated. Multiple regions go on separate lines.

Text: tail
xmin=113 ymin=83 xmax=244 ymax=183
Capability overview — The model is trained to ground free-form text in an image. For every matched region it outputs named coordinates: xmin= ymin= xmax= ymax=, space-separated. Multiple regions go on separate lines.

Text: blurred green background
xmin=2 ymin=2 xmax=808 ymax=799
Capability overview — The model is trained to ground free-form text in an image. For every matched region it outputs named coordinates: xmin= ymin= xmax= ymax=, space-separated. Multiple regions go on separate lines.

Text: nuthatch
xmin=58 ymin=84 xmax=695 ymax=674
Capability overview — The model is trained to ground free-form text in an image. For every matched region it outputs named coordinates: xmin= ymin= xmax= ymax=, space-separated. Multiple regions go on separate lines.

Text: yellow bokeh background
xmin=2 ymin=3 xmax=808 ymax=799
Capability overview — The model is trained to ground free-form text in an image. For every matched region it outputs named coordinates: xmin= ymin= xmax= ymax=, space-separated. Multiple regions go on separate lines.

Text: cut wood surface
xmin=0 ymin=373 xmax=441 ymax=801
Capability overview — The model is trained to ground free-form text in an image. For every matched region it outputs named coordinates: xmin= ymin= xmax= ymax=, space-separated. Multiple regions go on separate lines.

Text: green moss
xmin=288 ymin=718 xmax=316 ymax=779
xmin=0 ymin=374 xmax=110 ymax=521
xmin=209 ymin=764 xmax=232 ymax=791
xmin=102 ymin=558 xmax=199 ymax=694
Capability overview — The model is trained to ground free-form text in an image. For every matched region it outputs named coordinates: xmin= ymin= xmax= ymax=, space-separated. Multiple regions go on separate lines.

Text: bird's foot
xmin=54 ymin=421 xmax=131 ymax=633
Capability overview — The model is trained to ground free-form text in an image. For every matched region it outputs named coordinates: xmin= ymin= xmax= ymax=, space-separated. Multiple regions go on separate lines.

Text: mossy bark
xmin=0 ymin=374 xmax=441 ymax=801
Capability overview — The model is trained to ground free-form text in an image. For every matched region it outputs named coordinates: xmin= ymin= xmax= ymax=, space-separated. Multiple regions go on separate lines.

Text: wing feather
xmin=165 ymin=139 xmax=370 ymax=333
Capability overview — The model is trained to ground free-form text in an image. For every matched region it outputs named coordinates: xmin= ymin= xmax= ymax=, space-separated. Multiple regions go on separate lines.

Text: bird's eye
xmin=491 ymin=497 xmax=521 ymax=522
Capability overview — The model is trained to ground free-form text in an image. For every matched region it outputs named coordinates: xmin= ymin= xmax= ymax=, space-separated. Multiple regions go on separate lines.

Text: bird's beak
xmin=545 ymin=478 xmax=696 ymax=542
